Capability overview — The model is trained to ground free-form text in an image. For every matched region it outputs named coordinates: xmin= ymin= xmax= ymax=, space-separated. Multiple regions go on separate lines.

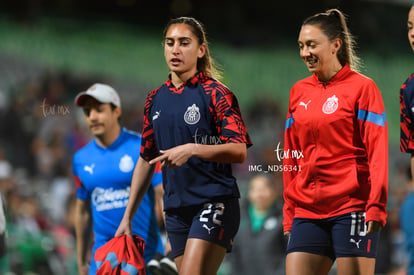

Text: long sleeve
xmin=357 ymin=80 xmax=388 ymax=226
xmin=282 ymin=109 xmax=298 ymax=232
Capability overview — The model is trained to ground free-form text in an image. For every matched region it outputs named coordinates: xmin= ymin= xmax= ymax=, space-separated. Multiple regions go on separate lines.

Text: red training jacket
xmin=95 ymin=235 xmax=146 ymax=275
xmin=283 ymin=64 xmax=388 ymax=232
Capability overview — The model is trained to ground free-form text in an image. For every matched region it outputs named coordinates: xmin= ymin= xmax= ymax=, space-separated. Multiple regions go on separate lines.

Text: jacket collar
xmin=166 ymin=71 xmax=209 ymax=94
xmin=312 ymin=63 xmax=352 ymax=87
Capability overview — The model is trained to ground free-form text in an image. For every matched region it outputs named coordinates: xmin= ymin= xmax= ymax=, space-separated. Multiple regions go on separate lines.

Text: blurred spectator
xmin=0 ymin=157 xmax=10 ymax=260
xmin=0 ymin=150 xmax=14 ymax=196
xmin=49 ymin=193 xmax=77 ymax=275
xmin=401 ymin=174 xmax=414 ymax=275
xmin=72 ymin=83 xmax=164 ymax=275
xmin=227 ymin=174 xmax=286 ymax=275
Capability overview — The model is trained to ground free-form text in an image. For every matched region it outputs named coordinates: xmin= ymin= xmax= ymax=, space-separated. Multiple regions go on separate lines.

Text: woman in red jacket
xmin=283 ymin=8 xmax=388 ymax=275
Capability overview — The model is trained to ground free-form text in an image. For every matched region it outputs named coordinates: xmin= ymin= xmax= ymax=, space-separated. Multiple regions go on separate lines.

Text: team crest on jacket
xmin=322 ymin=95 xmax=339 ymax=114
xmin=184 ymin=104 xmax=200 ymax=125
xmin=119 ymin=154 xmax=134 ymax=173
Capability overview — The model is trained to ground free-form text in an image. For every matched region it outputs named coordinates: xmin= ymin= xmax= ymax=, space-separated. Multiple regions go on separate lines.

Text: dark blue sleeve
xmin=72 ymin=153 xmax=89 ymax=201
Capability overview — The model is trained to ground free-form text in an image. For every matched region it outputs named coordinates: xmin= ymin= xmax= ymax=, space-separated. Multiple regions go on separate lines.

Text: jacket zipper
xmin=311 ymin=81 xmax=328 ymax=204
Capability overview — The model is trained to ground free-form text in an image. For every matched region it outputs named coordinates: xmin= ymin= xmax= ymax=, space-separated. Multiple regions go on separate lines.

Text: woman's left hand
xmin=150 ymin=144 xmax=195 ymax=169
xmin=366 ymin=220 xmax=382 ymax=234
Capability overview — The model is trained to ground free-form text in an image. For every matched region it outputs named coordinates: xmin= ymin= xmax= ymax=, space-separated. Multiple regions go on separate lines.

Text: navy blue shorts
xmin=287 ymin=212 xmax=380 ymax=260
xmin=165 ymin=198 xmax=240 ymax=258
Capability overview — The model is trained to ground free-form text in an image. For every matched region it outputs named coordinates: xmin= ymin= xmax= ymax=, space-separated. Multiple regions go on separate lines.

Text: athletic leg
xmin=165 ymin=199 xmax=239 ymax=274
xmin=332 ymin=212 xmax=380 ymax=275
xmin=179 ymin=238 xmax=226 ymax=275
xmin=286 ymin=252 xmax=333 ymax=275
xmin=180 ymin=199 xmax=239 ymax=275
xmin=286 ymin=218 xmax=336 ymax=275
xmin=336 ymin=257 xmax=376 ymax=275
xmin=174 ymin=255 xmax=183 ymax=273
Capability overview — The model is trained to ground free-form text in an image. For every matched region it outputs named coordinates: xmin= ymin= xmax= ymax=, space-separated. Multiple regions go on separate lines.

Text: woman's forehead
xmin=298 ymin=25 xmax=327 ymax=41
xmin=165 ymin=23 xmax=194 ymax=38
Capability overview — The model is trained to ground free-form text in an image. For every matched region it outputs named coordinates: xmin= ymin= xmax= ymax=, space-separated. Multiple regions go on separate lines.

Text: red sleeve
xmin=357 ymin=80 xmax=388 ymax=227
xmin=140 ymin=89 xmax=159 ymax=161
xmin=212 ymin=84 xmax=252 ymax=147
xmin=282 ymin=93 xmax=298 ymax=232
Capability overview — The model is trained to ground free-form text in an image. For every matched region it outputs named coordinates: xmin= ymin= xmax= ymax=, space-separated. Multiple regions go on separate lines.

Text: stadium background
xmin=0 ymin=0 xmax=412 ymax=274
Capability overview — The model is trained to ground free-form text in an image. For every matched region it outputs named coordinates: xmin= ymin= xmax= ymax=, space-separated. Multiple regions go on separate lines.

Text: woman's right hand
xmin=115 ymin=217 xmax=133 ymax=239
xmin=284 ymin=231 xmax=291 ymax=237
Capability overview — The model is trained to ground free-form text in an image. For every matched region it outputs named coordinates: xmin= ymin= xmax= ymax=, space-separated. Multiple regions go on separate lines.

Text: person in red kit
xmin=282 ymin=8 xmax=388 ymax=275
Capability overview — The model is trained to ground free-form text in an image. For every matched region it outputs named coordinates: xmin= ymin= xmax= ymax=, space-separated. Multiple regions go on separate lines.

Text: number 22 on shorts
xmin=199 ymin=202 xmax=225 ymax=225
